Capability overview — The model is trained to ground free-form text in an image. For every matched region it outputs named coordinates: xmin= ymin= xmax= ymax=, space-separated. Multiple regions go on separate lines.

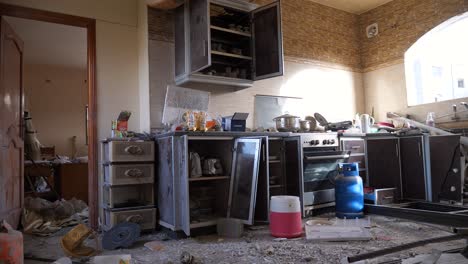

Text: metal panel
xmin=157 ymin=137 xmax=176 ymax=228
xmin=174 ymin=135 xmax=190 ymax=236
xmin=252 ymin=0 xmax=284 ymax=80
xmin=227 ymin=138 xmax=262 ymax=225
xmin=189 ymin=0 xmax=211 ymax=73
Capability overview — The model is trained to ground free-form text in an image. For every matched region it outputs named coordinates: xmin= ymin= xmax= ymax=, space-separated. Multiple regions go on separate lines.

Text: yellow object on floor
xmin=60 ymin=224 xmax=99 ymax=257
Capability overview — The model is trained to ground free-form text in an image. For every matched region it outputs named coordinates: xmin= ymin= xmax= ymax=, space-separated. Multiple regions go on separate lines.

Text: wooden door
xmin=367 ymin=138 xmax=402 ymax=200
xmin=252 ymin=0 xmax=283 ymax=80
xmin=0 ymin=17 xmax=24 ymax=229
xmin=400 ymin=136 xmax=427 ymax=200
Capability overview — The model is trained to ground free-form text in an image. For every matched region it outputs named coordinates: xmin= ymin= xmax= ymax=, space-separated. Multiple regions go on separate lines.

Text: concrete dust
xmin=24 ymin=215 xmax=467 ymax=264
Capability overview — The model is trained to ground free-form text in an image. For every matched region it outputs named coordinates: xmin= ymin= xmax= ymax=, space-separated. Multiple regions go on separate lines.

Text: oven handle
xmin=304 ymin=154 xmax=350 ymax=161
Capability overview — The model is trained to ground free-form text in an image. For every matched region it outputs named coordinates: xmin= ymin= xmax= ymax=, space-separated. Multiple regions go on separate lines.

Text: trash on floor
xmin=0 ymin=220 xmax=23 ymax=264
xmin=305 ymin=218 xmax=372 ymax=242
xmin=93 ymin=254 xmax=131 ymax=264
xmin=180 ymin=251 xmax=194 ymax=264
xmin=60 ymin=224 xmax=99 ymax=257
xmin=102 ymin=222 xmax=141 ymax=250
xmin=22 ymin=196 xmax=88 ymax=236
xmin=144 ymin=241 xmax=164 ymax=251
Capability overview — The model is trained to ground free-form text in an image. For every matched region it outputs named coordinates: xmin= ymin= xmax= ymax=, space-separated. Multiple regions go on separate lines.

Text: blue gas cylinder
xmin=335 ymin=162 xmax=364 ymax=219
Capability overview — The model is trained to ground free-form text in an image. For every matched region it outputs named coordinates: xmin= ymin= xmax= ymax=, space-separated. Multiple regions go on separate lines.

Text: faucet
xmin=452 ymin=104 xmax=459 ymax=120
xmin=460 ymin=102 xmax=468 ymax=109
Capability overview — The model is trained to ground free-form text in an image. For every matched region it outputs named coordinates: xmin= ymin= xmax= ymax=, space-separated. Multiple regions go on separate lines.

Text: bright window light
xmin=405 ymin=12 xmax=468 ymax=106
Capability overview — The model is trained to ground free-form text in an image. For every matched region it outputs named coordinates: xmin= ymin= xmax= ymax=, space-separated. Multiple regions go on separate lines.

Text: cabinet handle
xmin=395 ymin=144 xmax=399 ymax=157
xmin=418 ymin=142 xmax=422 ymax=157
xmin=124 ymin=168 xmax=144 ymax=177
xmin=351 ymin=146 xmax=361 ymax=149
xmin=126 ymin=215 xmax=143 ymax=224
xmin=124 ymin=145 xmax=143 ymax=155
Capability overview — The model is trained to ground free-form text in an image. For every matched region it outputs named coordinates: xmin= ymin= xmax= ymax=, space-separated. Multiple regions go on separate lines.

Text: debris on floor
xmin=93 ymin=254 xmax=131 ymax=264
xmin=402 ymin=252 xmax=468 ymax=264
xmin=22 ymin=215 xmax=468 ymax=264
xmin=305 ymin=218 xmax=372 ymax=242
xmin=22 ymin=197 xmax=88 ymax=236
xmin=144 ymin=241 xmax=165 ymax=251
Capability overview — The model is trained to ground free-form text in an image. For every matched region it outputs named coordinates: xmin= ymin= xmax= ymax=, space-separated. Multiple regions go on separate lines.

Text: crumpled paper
xmin=22 ymin=197 xmax=88 ymax=236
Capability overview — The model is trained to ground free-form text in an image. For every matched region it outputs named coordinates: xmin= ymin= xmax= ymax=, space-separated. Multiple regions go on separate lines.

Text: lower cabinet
xmin=399 ymin=135 xmax=429 ymax=201
xmin=366 ymin=137 xmax=402 ymax=199
xmin=156 ymin=135 xmax=302 ymax=236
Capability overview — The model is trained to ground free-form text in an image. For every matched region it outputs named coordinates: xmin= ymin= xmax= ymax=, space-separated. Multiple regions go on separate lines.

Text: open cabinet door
xmin=174 ymin=135 xmax=190 ymax=236
xmin=189 ymin=0 xmax=211 ymax=73
xmin=0 ymin=17 xmax=24 ymax=229
xmin=252 ymin=0 xmax=283 ymax=81
xmin=284 ymin=136 xmax=304 ymax=216
xmin=254 ymin=137 xmax=269 ymax=223
xmin=227 ymin=138 xmax=261 ymax=225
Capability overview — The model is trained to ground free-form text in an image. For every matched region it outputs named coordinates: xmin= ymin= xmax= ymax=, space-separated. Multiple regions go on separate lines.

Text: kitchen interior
xmin=5 ymin=0 xmax=468 ymax=263
xmin=5 ymin=17 xmax=90 ymax=204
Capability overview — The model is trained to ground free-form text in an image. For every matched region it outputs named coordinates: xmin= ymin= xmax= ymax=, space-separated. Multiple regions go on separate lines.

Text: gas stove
xmin=296 ymin=132 xmax=340 ymax=149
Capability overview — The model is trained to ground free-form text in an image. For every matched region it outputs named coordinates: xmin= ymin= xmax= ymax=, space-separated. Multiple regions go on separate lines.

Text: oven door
xmin=302 ymin=150 xmax=350 ymax=192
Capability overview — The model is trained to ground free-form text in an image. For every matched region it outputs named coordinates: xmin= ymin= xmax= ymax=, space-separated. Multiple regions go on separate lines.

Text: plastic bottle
xmin=426 ymin=112 xmax=435 ymax=127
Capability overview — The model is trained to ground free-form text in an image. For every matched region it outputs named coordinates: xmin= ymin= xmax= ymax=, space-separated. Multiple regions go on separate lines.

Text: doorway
xmin=0 ymin=3 xmax=98 ymax=229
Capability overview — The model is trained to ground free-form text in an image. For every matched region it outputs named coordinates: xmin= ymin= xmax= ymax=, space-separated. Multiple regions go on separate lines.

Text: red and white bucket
xmin=269 ymin=196 xmax=302 ymax=238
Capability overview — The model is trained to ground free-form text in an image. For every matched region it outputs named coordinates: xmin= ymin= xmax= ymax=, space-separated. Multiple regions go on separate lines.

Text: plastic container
xmin=335 ymin=163 xmax=364 ymax=219
xmin=269 ymin=196 xmax=302 ymax=238
xmin=0 ymin=221 xmax=23 ymax=264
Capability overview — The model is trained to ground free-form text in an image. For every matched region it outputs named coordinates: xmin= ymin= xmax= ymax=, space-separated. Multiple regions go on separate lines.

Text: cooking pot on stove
xmin=273 ymin=114 xmax=300 ymax=132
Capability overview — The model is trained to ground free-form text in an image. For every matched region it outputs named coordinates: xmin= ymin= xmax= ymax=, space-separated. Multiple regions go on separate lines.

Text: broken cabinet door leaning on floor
xmin=0 ymin=17 xmax=24 ymax=230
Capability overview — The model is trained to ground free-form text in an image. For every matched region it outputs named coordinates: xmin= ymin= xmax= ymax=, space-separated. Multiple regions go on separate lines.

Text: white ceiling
xmin=5 ymin=17 xmax=87 ymax=68
xmin=308 ymin=0 xmax=394 ymax=14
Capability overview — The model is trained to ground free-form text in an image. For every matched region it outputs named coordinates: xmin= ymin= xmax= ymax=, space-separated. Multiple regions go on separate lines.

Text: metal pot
xmin=299 ymin=120 xmax=311 ymax=132
xmin=273 ymin=114 xmax=300 ymax=132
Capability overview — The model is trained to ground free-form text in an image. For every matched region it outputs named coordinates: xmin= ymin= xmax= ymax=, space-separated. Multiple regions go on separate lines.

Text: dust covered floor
xmin=24 ymin=215 xmax=467 ymax=264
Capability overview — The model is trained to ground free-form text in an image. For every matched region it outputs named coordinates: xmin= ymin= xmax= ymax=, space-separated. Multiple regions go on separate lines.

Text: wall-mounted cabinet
xmin=174 ymin=0 xmax=283 ymax=89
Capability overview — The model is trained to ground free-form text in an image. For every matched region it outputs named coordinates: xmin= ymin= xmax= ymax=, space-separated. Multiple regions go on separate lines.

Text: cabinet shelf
xmin=211 ymin=50 xmax=252 ymax=60
xmin=210 ymin=25 xmax=251 ymax=37
xmin=189 ymin=218 xmax=218 ymax=228
xmin=189 ymin=176 xmax=230 ymax=182
xmin=270 ymin=185 xmax=283 ymax=188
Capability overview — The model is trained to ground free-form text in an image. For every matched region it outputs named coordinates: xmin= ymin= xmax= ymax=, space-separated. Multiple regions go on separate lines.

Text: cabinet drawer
xmin=348 ymin=154 xmax=366 ymax=169
xmin=103 ymin=208 xmax=156 ymax=231
xmin=342 ymin=139 xmax=365 ymax=154
xmin=103 ymin=185 xmax=154 ymax=209
xmin=104 ymin=164 xmax=154 ymax=186
xmin=104 ymin=141 xmax=155 ymax=162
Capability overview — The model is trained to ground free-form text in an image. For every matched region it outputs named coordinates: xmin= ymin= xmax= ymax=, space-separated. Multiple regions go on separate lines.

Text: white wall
xmin=24 ymin=64 xmax=88 ymax=157
xmin=138 ymin=0 xmax=151 ymax=132
xmin=0 ymin=0 xmax=144 ymax=140
xmin=149 ymin=40 xmax=365 ymax=129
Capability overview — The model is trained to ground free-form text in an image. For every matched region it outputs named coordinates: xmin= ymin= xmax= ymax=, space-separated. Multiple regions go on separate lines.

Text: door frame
xmin=0 ymin=3 xmax=99 ymax=229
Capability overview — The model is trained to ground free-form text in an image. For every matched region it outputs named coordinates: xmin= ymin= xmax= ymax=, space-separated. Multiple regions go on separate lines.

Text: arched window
xmin=405 ymin=12 xmax=468 ymax=106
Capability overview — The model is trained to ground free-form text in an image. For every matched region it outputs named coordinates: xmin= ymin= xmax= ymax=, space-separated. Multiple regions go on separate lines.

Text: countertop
xmin=155 ymin=131 xmax=292 ymax=138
